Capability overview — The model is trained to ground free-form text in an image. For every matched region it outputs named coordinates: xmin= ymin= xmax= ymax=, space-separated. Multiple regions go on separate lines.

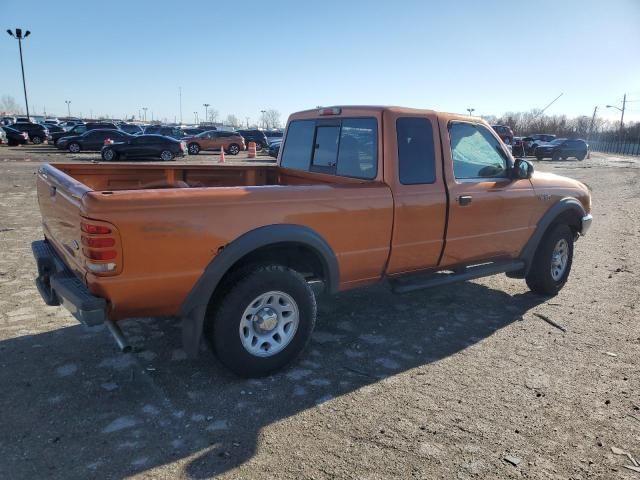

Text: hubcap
xmin=70 ymin=144 xmax=79 ymax=152
xmin=230 ymin=145 xmax=238 ymax=154
xmin=104 ymin=149 xmax=114 ymax=160
xmin=161 ymin=151 xmax=172 ymax=160
xmin=239 ymin=291 xmax=299 ymax=357
xmin=551 ymin=238 xmax=569 ymax=281
xmin=189 ymin=144 xmax=198 ymax=154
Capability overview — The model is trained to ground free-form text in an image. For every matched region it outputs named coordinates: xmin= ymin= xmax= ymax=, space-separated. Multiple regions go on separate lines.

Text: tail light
xmin=80 ymin=219 xmax=119 ymax=274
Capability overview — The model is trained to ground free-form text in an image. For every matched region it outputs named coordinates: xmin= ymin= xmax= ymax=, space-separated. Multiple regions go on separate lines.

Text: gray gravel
xmin=0 ymin=146 xmax=639 ymax=479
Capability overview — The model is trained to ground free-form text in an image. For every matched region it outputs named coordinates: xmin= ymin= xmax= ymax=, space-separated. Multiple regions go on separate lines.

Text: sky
xmin=1 ymin=0 xmax=639 ymax=125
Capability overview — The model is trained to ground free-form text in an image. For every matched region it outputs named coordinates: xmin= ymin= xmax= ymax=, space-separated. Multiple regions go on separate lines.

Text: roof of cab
xmin=289 ymin=105 xmax=472 ymax=122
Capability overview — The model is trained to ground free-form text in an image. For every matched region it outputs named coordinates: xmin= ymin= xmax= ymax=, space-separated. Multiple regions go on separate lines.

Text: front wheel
xmin=536 ymin=153 xmax=543 ymax=161
xmin=207 ymin=265 xmax=317 ymax=378
xmin=68 ymin=142 xmax=81 ymax=153
xmin=552 ymin=152 xmax=561 ymax=161
xmin=228 ymin=143 xmax=240 ymax=155
xmin=577 ymin=152 xmax=586 ymax=161
xmin=526 ymin=224 xmax=574 ymax=296
xmin=187 ymin=143 xmax=200 ymax=155
xmin=160 ymin=149 xmax=175 ymax=161
xmin=31 ymin=135 xmax=43 ymax=144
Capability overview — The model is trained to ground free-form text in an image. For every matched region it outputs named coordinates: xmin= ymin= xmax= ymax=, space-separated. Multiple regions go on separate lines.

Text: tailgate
xmin=36 ymin=164 xmax=92 ymax=278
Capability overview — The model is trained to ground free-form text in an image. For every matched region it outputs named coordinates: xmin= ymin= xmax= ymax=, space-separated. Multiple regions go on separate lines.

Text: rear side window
xmin=280 ymin=120 xmax=315 ymax=171
xmin=281 ymin=118 xmax=377 ymax=179
xmin=397 ymin=117 xmax=436 ymax=184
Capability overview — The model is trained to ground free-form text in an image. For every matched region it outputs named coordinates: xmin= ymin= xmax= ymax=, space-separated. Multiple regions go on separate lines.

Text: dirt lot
xmin=0 ymin=145 xmax=638 ymax=479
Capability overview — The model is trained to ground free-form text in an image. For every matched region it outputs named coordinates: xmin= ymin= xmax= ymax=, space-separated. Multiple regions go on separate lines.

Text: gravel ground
xmin=0 ymin=146 xmax=638 ymax=479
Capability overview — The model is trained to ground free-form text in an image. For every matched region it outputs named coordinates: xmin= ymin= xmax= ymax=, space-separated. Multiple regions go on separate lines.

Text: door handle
xmin=457 ymin=195 xmax=472 ymax=206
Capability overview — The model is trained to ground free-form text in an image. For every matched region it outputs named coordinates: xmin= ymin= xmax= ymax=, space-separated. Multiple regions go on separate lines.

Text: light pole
xmin=65 ymin=100 xmax=71 ymax=117
xmin=203 ymin=103 xmax=210 ymax=123
xmin=606 ymin=94 xmax=627 ymax=141
xmin=467 ymin=108 xmax=475 ymax=117
xmin=6 ymin=28 xmax=31 ymax=119
xmin=194 ymin=112 xmax=199 ymax=124
xmin=142 ymin=107 xmax=148 ymax=122
xmin=260 ymin=110 xmax=266 ymax=128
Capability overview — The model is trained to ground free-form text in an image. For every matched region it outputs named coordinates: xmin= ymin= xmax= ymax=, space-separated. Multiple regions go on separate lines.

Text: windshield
xmin=550 ymin=138 xmax=566 ymax=145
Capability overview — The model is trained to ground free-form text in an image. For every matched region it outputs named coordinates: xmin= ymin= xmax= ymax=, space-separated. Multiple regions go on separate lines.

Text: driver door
xmin=439 ymin=120 xmax=535 ymax=266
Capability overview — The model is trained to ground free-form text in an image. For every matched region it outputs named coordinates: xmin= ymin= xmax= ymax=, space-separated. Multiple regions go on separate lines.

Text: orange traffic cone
xmin=219 ymin=145 xmax=225 ymax=163
xmin=248 ymin=141 xmax=256 ymax=159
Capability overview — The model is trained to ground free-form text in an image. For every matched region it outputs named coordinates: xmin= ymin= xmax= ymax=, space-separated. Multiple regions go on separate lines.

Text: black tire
xmin=561 ymin=156 xmax=568 ymax=161
xmin=160 ymin=150 xmax=175 ymax=161
xmin=577 ymin=152 xmax=586 ymax=161
xmin=552 ymin=152 xmax=561 ymax=161
xmin=207 ymin=265 xmax=317 ymax=378
xmin=31 ymin=135 xmax=43 ymax=145
xmin=101 ymin=148 xmax=118 ymax=161
xmin=187 ymin=143 xmax=200 ymax=155
xmin=228 ymin=143 xmax=240 ymax=155
xmin=68 ymin=142 xmax=81 ymax=153
xmin=536 ymin=153 xmax=543 ymax=161
xmin=525 ymin=224 xmax=574 ymax=296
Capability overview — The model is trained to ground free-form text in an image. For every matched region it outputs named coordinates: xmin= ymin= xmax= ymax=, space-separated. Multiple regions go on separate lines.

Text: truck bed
xmin=36 ymin=162 xmax=394 ymax=320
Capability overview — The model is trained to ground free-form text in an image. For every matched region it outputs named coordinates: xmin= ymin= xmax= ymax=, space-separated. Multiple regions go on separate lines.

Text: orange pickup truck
xmin=32 ymin=106 xmax=592 ymax=377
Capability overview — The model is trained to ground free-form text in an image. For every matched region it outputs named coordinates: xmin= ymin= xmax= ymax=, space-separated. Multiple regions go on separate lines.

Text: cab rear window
xmin=280 ymin=118 xmax=377 ymax=179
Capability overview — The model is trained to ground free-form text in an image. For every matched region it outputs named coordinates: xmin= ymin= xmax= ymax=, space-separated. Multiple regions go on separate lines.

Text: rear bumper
xmin=32 ymin=240 xmax=106 ymax=326
xmin=580 ymin=214 xmax=593 ymax=236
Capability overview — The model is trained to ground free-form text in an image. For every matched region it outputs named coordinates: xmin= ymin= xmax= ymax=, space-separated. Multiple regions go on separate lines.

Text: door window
xmin=449 ymin=123 xmax=508 ymax=179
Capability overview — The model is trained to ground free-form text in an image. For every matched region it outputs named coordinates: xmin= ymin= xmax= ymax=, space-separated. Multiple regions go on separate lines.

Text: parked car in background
xmin=144 ymin=125 xmax=184 ymax=139
xmin=265 ymin=130 xmax=283 ymax=144
xmin=0 ymin=128 xmax=7 ymax=144
xmin=101 ymin=135 xmax=186 ymax=161
xmin=268 ymin=139 xmax=281 ymax=158
xmin=43 ymin=118 xmax=61 ymax=126
xmin=12 ymin=122 xmax=49 ymax=144
xmin=60 ymin=120 xmax=83 ymax=131
xmin=491 ymin=125 xmax=514 ymax=144
xmin=118 ymin=124 xmax=145 ymax=136
xmin=2 ymin=126 xmax=29 ymax=146
xmin=181 ymin=127 xmax=208 ymax=136
xmin=535 ymin=138 xmax=588 ymax=161
xmin=56 ymin=129 xmax=131 ymax=153
xmin=44 ymin=124 xmax=65 ymax=135
xmin=50 ymin=122 xmax=119 ymax=145
xmin=522 ymin=134 xmax=556 ymax=155
xmin=511 ymin=137 xmax=526 ymax=157
xmin=237 ymin=129 xmax=269 ymax=151
xmin=184 ymin=130 xmax=246 ymax=155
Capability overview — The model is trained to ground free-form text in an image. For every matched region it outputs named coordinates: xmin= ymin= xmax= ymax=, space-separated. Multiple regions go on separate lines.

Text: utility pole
xmin=142 ymin=107 xmax=148 ymax=122
xmin=65 ymin=100 xmax=71 ymax=117
xmin=194 ymin=111 xmax=199 ymax=124
xmin=6 ymin=28 xmax=31 ymax=119
xmin=467 ymin=108 xmax=475 ymax=117
xmin=606 ymin=94 xmax=627 ymax=142
xmin=260 ymin=110 xmax=266 ymax=129
xmin=587 ymin=106 xmax=597 ymax=142
xmin=203 ymin=103 xmax=210 ymax=123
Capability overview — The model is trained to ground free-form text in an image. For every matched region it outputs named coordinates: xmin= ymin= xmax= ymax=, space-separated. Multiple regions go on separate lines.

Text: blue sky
xmin=1 ymin=0 xmax=639 ymax=124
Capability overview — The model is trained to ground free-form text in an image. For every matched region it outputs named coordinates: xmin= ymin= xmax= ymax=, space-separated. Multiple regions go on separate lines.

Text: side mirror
xmin=513 ymin=158 xmax=534 ymax=180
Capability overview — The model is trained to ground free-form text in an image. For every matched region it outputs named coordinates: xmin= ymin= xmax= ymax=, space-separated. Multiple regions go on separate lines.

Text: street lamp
xmin=467 ymin=108 xmax=475 ymax=117
xmin=142 ymin=107 xmax=148 ymax=122
xmin=6 ymin=28 xmax=32 ymax=119
xmin=203 ymin=103 xmax=210 ymax=123
xmin=65 ymin=100 xmax=71 ymax=117
xmin=260 ymin=109 xmax=266 ymax=128
xmin=606 ymin=94 xmax=627 ymax=141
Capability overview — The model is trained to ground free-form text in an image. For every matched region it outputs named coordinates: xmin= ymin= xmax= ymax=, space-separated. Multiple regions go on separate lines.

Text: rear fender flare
xmin=180 ymin=224 xmax=339 ymax=357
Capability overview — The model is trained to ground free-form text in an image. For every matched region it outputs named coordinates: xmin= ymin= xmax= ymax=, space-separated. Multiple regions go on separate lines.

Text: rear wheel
xmin=68 ymin=142 xmax=81 ymax=153
xmin=552 ymin=152 xmax=561 ymax=161
xmin=536 ymin=153 xmax=543 ymax=161
xmin=101 ymin=148 xmax=118 ymax=161
xmin=188 ymin=143 xmax=200 ymax=155
xmin=228 ymin=143 xmax=240 ymax=155
xmin=207 ymin=265 xmax=317 ymax=378
xmin=31 ymin=135 xmax=43 ymax=144
xmin=577 ymin=152 xmax=586 ymax=161
xmin=526 ymin=224 xmax=574 ymax=296
xmin=160 ymin=150 xmax=175 ymax=161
